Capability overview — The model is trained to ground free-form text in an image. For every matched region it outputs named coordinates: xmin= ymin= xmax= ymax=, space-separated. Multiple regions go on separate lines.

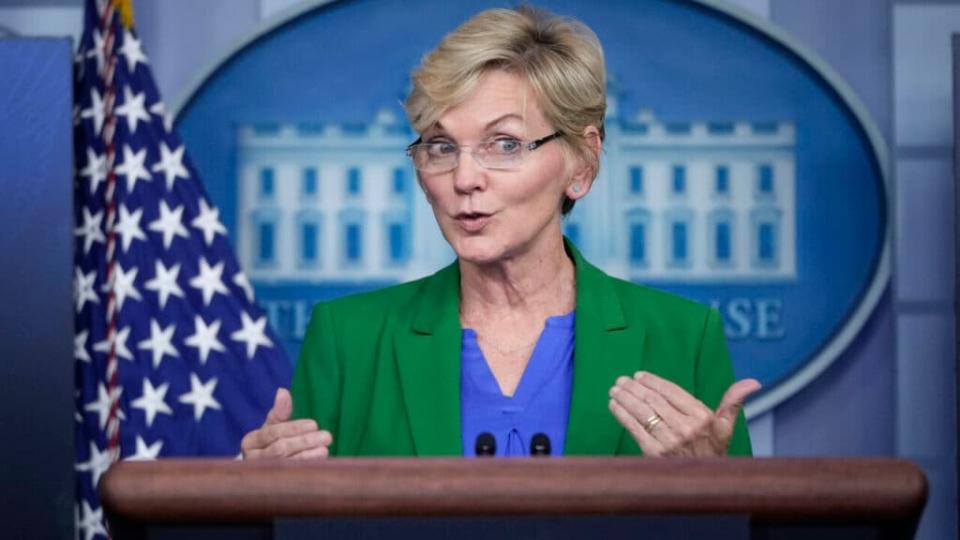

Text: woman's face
xmin=418 ymin=70 xmax=580 ymax=266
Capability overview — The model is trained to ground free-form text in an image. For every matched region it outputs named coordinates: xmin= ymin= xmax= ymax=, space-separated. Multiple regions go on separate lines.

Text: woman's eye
xmin=491 ymin=138 xmax=521 ymax=154
xmin=428 ymin=142 xmax=457 ymax=156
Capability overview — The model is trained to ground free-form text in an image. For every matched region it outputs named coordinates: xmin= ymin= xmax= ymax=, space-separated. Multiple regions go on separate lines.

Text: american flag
xmin=72 ymin=1 xmax=292 ymax=538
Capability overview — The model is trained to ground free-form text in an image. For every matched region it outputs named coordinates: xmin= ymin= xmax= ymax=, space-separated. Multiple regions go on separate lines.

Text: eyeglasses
xmin=405 ymin=132 xmax=563 ymax=174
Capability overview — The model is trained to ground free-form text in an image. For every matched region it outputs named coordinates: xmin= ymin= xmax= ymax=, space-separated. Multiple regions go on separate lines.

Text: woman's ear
xmin=567 ymin=125 xmax=602 ymax=200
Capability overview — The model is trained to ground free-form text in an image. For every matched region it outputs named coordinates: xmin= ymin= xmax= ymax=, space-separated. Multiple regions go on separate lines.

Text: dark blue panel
xmin=0 ymin=38 xmax=75 ymax=539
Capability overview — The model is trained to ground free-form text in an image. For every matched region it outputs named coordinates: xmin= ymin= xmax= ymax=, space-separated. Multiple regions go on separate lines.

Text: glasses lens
xmin=410 ymin=145 xmax=455 ymax=173
xmin=484 ymin=139 xmax=523 ymax=156
xmin=474 ymin=138 xmax=524 ymax=170
xmin=476 ymin=153 xmax=522 ymax=170
xmin=407 ymin=138 xmax=534 ymax=172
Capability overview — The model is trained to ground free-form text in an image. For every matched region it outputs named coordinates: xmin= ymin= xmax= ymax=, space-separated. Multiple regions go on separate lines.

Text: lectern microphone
xmin=531 ymin=433 xmax=551 ymax=456
xmin=475 ymin=432 xmax=496 ymax=456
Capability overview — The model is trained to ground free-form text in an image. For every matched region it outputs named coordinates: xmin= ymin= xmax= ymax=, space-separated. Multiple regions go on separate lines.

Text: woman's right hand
xmin=240 ymin=388 xmax=333 ymax=459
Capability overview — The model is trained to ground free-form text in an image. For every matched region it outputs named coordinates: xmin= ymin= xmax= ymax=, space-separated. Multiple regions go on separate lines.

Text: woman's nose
xmin=452 ymin=150 xmax=487 ymax=193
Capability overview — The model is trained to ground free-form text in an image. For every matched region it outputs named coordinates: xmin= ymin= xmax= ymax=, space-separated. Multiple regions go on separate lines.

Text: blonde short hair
xmin=404 ymin=6 xmax=606 ymax=214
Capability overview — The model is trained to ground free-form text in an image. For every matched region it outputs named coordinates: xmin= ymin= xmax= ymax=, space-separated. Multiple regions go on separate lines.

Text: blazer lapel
xmin=393 ymin=262 xmax=463 ymax=456
xmin=565 ymin=243 xmax=646 ymax=455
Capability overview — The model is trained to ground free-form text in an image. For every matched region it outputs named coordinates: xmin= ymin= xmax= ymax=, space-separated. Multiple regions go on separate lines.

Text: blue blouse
xmin=460 ymin=311 xmax=575 ymax=457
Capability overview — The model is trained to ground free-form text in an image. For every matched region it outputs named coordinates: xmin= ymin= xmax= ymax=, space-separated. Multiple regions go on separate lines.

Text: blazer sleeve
xmin=291 ymin=301 xmax=343 ymax=456
xmin=695 ymin=309 xmax=753 ymax=456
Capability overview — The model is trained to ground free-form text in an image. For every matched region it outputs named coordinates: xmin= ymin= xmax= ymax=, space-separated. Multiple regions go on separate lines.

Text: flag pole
xmin=97 ymin=0 xmax=123 ymax=471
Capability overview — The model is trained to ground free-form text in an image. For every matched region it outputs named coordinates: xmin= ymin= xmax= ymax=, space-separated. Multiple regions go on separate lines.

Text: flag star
xmin=115 ymin=144 xmax=152 ymax=193
xmin=75 ymin=207 xmax=105 ymax=255
xmin=79 ymin=147 xmax=106 ymax=195
xmin=137 ymin=319 xmax=179 ymax=369
xmin=103 ymin=264 xmax=142 ymax=312
xmin=83 ymin=382 xmax=125 ymax=430
xmin=75 ymin=330 xmax=92 ymax=363
xmin=233 ymin=271 xmax=255 ymax=303
xmin=191 ymin=199 xmax=227 ymax=246
xmin=189 ymin=258 xmax=229 ymax=306
xmin=93 ymin=325 xmax=134 ymax=361
xmin=85 ymin=28 xmax=107 ymax=74
xmin=119 ymin=29 xmax=148 ymax=72
xmin=75 ymin=441 xmax=117 ymax=489
xmin=73 ymin=50 xmax=86 ymax=80
xmin=184 ymin=316 xmax=225 ymax=364
xmin=149 ymin=101 xmax=174 ymax=133
xmin=179 ymin=373 xmax=222 ymax=422
xmin=76 ymin=499 xmax=108 ymax=540
xmin=79 ymin=87 xmax=105 ymax=135
xmin=231 ymin=312 xmax=273 ymax=360
xmin=125 ymin=436 xmax=163 ymax=461
xmin=144 ymin=260 xmax=185 ymax=309
xmin=74 ymin=267 xmax=99 ymax=312
xmin=114 ymin=204 xmax=147 ymax=252
xmin=114 ymin=86 xmax=150 ymax=134
xmin=131 ymin=378 xmax=173 ymax=427
xmin=148 ymin=201 xmax=190 ymax=249
xmin=152 ymin=142 xmax=189 ymax=190
xmin=74 ymin=390 xmax=84 ymax=422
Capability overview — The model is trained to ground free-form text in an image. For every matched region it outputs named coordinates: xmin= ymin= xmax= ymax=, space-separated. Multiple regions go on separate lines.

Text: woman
xmin=241 ymin=6 xmax=759 ymax=460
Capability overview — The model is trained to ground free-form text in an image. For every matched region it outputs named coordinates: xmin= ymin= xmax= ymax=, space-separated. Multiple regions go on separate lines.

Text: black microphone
xmin=475 ymin=432 xmax=496 ymax=456
xmin=530 ymin=433 xmax=551 ymax=456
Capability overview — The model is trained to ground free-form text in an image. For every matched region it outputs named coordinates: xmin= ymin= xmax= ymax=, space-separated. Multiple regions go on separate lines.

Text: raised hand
xmin=609 ymin=371 xmax=760 ymax=457
xmin=240 ymin=388 xmax=333 ymax=460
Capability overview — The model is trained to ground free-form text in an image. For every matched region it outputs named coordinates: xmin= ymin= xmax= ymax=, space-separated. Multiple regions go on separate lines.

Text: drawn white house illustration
xmin=236 ymin=98 xmax=796 ymax=285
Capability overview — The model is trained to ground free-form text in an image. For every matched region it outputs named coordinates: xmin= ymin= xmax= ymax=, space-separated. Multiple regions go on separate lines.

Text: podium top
xmin=100 ymin=456 xmax=926 ymax=527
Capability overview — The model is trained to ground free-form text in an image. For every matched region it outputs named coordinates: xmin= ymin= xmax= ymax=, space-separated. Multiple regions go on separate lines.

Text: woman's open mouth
xmin=455 ymin=212 xmax=493 ymax=232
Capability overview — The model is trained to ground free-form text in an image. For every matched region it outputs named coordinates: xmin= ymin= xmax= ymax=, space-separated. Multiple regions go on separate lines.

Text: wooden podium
xmin=101 ymin=457 xmax=927 ymax=539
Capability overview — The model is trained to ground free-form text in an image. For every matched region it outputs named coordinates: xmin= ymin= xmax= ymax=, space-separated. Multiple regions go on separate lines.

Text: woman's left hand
xmin=609 ymin=371 xmax=761 ymax=457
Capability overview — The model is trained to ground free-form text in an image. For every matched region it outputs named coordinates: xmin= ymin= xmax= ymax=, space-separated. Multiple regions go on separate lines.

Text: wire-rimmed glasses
xmin=405 ymin=132 xmax=563 ymax=174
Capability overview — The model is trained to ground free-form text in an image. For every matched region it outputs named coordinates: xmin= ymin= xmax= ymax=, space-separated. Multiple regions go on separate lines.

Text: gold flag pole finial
xmin=115 ymin=0 xmax=134 ymax=29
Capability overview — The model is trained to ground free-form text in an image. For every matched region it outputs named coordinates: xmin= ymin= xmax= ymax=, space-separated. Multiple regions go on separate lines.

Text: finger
xmin=245 ymin=418 xmax=318 ymax=450
xmin=616 ymin=376 xmax=692 ymax=432
xmin=715 ymin=378 xmax=762 ymax=424
xmin=263 ymin=429 xmax=331 ymax=459
xmin=259 ymin=418 xmax=319 ymax=446
xmin=634 ymin=371 xmax=705 ymax=416
xmin=611 ymin=379 xmax=680 ymax=448
xmin=242 ymin=428 xmax=326 ymax=460
xmin=265 ymin=388 xmax=293 ymax=425
xmin=291 ymin=444 xmax=331 ymax=460
xmin=609 ymin=398 xmax=665 ymax=457
xmin=242 ymin=447 xmax=265 ymax=460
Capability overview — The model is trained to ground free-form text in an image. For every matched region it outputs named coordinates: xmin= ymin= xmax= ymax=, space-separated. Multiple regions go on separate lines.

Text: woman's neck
xmin=458 ymin=233 xmax=575 ymax=325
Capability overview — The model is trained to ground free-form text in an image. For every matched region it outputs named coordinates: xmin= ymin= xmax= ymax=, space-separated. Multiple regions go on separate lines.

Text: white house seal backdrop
xmin=174 ymin=0 xmax=890 ymax=417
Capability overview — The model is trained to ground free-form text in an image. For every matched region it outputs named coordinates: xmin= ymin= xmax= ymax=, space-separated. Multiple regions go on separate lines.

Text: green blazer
xmin=292 ymin=244 xmax=752 ymax=457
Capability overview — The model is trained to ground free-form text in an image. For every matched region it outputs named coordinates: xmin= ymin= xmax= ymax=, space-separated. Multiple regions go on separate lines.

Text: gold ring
xmin=643 ymin=413 xmax=662 ymax=432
